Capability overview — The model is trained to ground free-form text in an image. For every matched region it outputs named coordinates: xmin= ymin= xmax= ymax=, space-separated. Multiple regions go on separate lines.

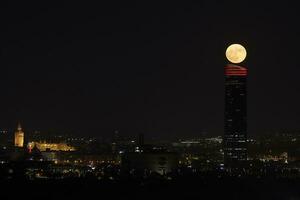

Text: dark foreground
xmin=1 ymin=177 xmax=300 ymax=200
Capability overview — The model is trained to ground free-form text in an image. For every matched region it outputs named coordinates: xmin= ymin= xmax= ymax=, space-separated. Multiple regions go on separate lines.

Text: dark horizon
xmin=1 ymin=1 xmax=300 ymax=138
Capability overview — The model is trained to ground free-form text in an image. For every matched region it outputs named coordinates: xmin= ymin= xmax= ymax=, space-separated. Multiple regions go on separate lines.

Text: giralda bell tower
xmin=224 ymin=44 xmax=248 ymax=168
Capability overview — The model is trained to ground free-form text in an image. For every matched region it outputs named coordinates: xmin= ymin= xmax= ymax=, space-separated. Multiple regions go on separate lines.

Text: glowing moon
xmin=225 ymin=44 xmax=247 ymax=64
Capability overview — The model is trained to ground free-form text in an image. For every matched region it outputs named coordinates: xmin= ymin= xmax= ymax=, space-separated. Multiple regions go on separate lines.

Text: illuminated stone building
xmin=28 ymin=141 xmax=75 ymax=152
xmin=14 ymin=122 xmax=24 ymax=147
xmin=224 ymin=64 xmax=247 ymax=167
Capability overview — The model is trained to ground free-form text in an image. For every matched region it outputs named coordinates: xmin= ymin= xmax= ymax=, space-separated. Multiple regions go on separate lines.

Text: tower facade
xmin=14 ymin=122 xmax=24 ymax=147
xmin=138 ymin=133 xmax=144 ymax=148
xmin=224 ymin=64 xmax=247 ymax=167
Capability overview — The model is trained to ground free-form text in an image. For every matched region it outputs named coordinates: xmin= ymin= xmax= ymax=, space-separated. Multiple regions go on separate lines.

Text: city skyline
xmin=1 ymin=2 xmax=300 ymax=199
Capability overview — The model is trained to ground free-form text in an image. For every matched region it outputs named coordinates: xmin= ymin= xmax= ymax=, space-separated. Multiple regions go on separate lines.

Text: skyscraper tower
xmin=138 ymin=133 xmax=144 ymax=148
xmin=14 ymin=122 xmax=24 ymax=147
xmin=224 ymin=44 xmax=248 ymax=168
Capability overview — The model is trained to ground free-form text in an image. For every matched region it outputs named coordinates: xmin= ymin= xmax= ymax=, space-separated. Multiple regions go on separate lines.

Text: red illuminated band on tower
xmin=225 ymin=64 xmax=247 ymax=76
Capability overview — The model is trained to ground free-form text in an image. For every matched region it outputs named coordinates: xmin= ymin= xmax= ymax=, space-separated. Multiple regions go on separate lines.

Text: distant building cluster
xmin=0 ymin=122 xmax=300 ymax=180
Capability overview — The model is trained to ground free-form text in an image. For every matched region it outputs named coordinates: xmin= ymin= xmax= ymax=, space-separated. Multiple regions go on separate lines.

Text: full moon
xmin=225 ymin=44 xmax=247 ymax=64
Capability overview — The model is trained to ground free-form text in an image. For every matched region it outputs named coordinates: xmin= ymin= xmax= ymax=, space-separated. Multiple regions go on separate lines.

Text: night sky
xmin=0 ymin=1 xmax=300 ymax=138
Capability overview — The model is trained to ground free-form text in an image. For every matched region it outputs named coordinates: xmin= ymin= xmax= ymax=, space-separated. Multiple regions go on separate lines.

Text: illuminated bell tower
xmin=14 ymin=122 xmax=24 ymax=147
